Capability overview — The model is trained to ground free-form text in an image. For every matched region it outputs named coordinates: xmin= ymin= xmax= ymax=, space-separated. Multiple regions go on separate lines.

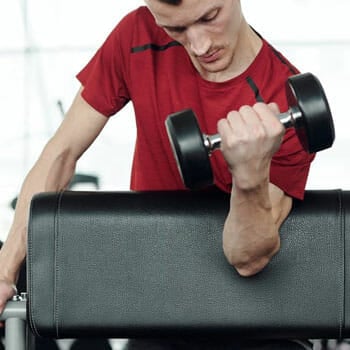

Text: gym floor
xmin=29 ymin=339 xmax=349 ymax=350
xmin=57 ymin=339 xmax=127 ymax=350
xmin=54 ymin=338 xmax=350 ymax=350
xmin=22 ymin=338 xmax=350 ymax=350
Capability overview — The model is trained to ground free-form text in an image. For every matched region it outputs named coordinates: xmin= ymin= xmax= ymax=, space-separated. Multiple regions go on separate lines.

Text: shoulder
xmin=267 ymin=45 xmax=298 ymax=75
xmin=94 ymin=6 xmax=172 ymax=61
xmin=117 ymin=6 xmax=153 ymax=28
xmin=246 ymin=35 xmax=300 ymax=109
xmin=113 ymin=6 xmax=171 ymax=45
xmin=248 ymin=28 xmax=299 ymax=79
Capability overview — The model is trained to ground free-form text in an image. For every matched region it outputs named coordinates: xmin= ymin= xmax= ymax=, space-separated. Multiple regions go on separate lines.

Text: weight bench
xmin=1 ymin=189 xmax=349 ymax=349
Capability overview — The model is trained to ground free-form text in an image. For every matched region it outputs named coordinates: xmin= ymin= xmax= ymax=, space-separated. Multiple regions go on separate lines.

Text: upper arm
xmin=47 ymin=87 xmax=109 ymax=160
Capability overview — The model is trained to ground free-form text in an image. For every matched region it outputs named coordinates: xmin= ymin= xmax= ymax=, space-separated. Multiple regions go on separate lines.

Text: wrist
xmin=231 ymin=166 xmax=270 ymax=192
xmin=232 ymin=177 xmax=271 ymax=206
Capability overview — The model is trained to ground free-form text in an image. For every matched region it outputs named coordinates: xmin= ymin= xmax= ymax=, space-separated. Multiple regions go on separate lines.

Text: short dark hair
xmin=158 ymin=0 xmax=182 ymax=5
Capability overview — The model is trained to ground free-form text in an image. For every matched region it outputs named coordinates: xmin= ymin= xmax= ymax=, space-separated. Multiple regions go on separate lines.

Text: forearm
xmin=0 ymin=141 xmax=77 ymax=283
xmin=216 ymin=103 xmax=294 ymax=276
xmin=223 ymin=180 xmax=290 ymax=277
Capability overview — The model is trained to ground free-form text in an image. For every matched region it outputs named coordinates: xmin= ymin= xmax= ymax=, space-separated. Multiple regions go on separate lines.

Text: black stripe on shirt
xmin=269 ymin=44 xmax=298 ymax=75
xmin=131 ymin=41 xmax=181 ymax=53
xmin=246 ymin=76 xmax=265 ymax=103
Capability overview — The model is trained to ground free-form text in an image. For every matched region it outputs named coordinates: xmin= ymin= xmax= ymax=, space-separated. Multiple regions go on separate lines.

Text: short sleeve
xmin=76 ymin=15 xmax=132 ymax=117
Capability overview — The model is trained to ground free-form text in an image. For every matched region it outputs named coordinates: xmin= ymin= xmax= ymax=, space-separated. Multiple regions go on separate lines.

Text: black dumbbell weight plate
xmin=287 ymin=73 xmax=335 ymax=153
xmin=166 ymin=109 xmax=213 ymax=189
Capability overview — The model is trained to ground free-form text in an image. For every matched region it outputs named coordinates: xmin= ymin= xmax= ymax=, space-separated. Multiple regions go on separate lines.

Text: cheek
xmin=207 ymin=22 xmax=231 ymax=47
xmin=219 ymin=21 xmax=239 ymax=48
xmin=208 ymin=14 xmax=236 ymax=42
xmin=215 ymin=10 xmax=242 ymax=43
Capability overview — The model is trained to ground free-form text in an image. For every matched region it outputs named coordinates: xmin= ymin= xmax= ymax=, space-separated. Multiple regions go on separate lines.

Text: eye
xmin=169 ymin=27 xmax=186 ymax=34
xmin=201 ymin=9 xmax=219 ymax=23
xmin=164 ymin=26 xmax=187 ymax=34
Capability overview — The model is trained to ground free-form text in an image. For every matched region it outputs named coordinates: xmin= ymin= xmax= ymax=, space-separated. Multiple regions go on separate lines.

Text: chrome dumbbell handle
xmin=203 ymin=107 xmax=303 ymax=154
xmin=203 ymin=133 xmax=221 ymax=154
xmin=279 ymin=106 xmax=303 ymax=129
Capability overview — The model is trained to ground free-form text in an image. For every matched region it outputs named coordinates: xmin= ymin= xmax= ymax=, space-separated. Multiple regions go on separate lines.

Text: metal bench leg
xmin=5 ymin=318 xmax=26 ymax=350
xmin=0 ymin=294 xmax=27 ymax=350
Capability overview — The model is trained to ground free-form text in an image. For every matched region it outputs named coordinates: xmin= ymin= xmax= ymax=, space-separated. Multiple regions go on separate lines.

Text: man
xmin=0 ymin=0 xmax=314 ymax=348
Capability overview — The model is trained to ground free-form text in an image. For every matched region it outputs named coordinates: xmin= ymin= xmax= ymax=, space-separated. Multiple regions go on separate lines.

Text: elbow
xmin=231 ymin=256 xmax=271 ymax=277
xmin=223 ymin=239 xmax=280 ymax=277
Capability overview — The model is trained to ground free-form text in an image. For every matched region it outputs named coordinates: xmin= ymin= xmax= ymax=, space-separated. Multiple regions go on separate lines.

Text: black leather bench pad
xmin=27 ymin=190 xmax=348 ymax=339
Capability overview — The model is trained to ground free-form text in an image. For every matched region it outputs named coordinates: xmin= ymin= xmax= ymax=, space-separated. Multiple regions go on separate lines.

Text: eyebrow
xmin=158 ymin=5 xmax=220 ymax=30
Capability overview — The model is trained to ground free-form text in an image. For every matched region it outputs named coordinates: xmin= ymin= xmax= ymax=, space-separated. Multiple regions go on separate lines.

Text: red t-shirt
xmin=77 ymin=6 xmax=315 ymax=199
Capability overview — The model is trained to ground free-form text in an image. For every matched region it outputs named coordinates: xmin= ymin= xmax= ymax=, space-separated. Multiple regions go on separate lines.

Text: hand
xmin=217 ymin=102 xmax=284 ymax=189
xmin=0 ymin=279 xmax=17 ymax=327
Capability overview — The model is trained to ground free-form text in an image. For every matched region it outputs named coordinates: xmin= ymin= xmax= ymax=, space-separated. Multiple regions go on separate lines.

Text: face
xmin=145 ymin=0 xmax=245 ymax=80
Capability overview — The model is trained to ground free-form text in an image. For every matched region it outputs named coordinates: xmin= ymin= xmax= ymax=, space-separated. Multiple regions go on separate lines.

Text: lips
xmin=198 ymin=49 xmax=222 ymax=64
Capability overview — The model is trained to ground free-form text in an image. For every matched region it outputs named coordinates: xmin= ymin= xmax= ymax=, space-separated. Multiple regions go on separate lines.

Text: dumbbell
xmin=165 ymin=72 xmax=335 ymax=189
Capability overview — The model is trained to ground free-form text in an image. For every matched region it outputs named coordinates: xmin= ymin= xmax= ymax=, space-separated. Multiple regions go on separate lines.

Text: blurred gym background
xmin=0 ymin=0 xmax=348 ymax=243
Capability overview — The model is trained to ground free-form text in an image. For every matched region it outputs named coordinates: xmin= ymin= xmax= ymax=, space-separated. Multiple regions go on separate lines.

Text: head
xmin=145 ymin=0 xmax=250 ymax=81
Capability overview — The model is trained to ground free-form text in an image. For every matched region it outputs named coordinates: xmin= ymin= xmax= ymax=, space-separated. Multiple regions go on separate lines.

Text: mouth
xmin=198 ymin=49 xmax=222 ymax=64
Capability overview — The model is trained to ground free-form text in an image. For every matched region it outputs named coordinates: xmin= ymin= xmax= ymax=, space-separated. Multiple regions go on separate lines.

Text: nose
xmin=186 ymin=26 xmax=211 ymax=57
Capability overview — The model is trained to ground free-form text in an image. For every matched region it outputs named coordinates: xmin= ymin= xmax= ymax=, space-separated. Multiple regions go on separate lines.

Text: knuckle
xmin=273 ymin=121 xmax=285 ymax=136
xmin=238 ymin=105 xmax=252 ymax=114
xmin=217 ymin=118 xmax=227 ymax=130
xmin=221 ymin=136 xmax=235 ymax=150
xmin=227 ymin=110 xmax=240 ymax=122
xmin=268 ymin=102 xmax=280 ymax=113
xmin=253 ymin=102 xmax=265 ymax=109
xmin=254 ymin=127 xmax=267 ymax=140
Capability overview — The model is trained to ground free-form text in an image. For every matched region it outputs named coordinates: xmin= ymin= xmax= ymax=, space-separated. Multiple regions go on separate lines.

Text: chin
xmin=200 ymin=59 xmax=230 ymax=74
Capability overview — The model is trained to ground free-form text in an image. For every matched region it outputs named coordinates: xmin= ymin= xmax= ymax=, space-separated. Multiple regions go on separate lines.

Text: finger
xmin=227 ymin=109 xmax=245 ymax=127
xmin=238 ymin=105 xmax=265 ymax=132
xmin=218 ymin=110 xmax=244 ymax=144
xmin=267 ymin=102 xmax=280 ymax=115
xmin=253 ymin=102 xmax=276 ymax=118
xmin=253 ymin=102 xmax=282 ymax=129
xmin=217 ymin=118 xmax=232 ymax=145
xmin=239 ymin=105 xmax=257 ymax=119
